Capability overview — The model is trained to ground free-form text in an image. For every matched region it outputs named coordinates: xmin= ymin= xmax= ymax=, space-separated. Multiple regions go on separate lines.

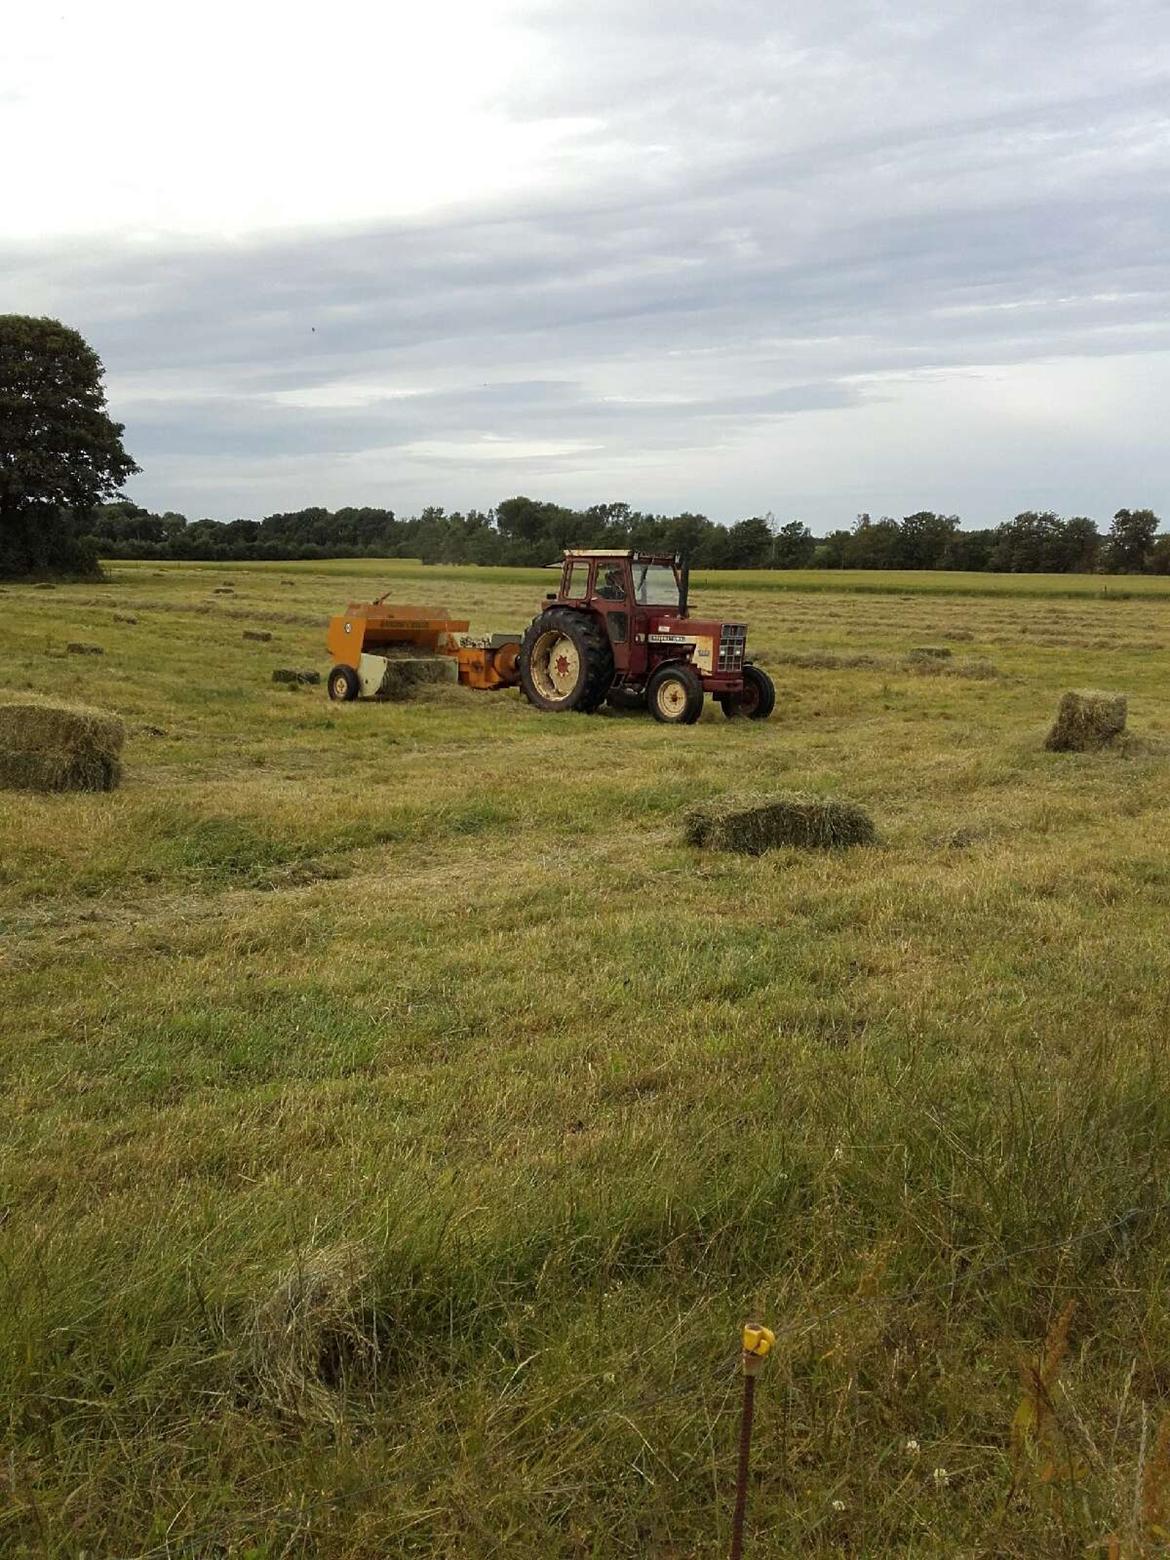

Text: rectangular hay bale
xmin=0 ymin=698 xmax=125 ymax=793
xmin=1044 ymin=690 xmax=1127 ymax=752
xmin=684 ymin=791 xmax=876 ymax=855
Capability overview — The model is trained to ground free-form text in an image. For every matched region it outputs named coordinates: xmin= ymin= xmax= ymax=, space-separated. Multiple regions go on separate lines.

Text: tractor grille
xmin=718 ymin=624 xmax=747 ymax=672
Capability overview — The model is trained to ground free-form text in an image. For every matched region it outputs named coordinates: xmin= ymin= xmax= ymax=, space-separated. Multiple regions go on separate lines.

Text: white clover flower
xmin=831 ymin=1499 xmax=846 ymax=1512
xmin=904 ymin=1438 xmax=920 ymax=1455
xmin=932 ymin=1467 xmax=950 ymax=1486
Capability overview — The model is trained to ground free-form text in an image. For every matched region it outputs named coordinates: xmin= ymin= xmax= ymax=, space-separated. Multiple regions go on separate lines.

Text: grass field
xmin=3 ymin=559 xmax=1170 ymax=1556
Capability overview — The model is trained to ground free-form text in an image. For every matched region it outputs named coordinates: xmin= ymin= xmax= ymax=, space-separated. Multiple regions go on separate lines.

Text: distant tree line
xmin=5 ymin=315 xmax=1164 ymax=582
xmin=87 ymin=497 xmax=1170 ymax=574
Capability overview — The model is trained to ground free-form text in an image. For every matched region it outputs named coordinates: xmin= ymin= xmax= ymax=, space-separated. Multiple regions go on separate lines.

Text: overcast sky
xmin=5 ymin=0 xmax=1170 ymax=529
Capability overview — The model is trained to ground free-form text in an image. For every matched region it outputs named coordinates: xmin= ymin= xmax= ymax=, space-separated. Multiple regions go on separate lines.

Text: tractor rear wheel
xmin=647 ymin=662 xmax=704 ymax=725
xmin=520 ymin=608 xmax=614 ymax=713
xmin=718 ymin=663 xmax=775 ymax=720
xmin=328 ymin=664 xmax=361 ymax=701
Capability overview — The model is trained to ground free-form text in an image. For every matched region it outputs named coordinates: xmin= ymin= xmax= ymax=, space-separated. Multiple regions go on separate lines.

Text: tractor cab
xmin=519 ymin=548 xmax=775 ymax=724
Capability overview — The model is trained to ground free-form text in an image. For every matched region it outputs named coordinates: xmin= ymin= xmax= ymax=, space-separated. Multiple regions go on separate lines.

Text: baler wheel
xmin=328 ymin=664 xmax=361 ymax=701
xmin=647 ymin=662 xmax=704 ymax=725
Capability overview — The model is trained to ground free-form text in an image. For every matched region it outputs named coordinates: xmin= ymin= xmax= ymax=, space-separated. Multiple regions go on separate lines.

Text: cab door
xmin=588 ymin=560 xmax=636 ymax=676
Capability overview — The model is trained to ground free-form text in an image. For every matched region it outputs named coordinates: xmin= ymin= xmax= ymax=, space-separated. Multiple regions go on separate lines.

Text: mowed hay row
xmin=684 ymin=791 xmax=877 ymax=854
xmin=1045 ymin=690 xmax=1128 ymax=752
xmin=0 ymin=697 xmax=125 ymax=792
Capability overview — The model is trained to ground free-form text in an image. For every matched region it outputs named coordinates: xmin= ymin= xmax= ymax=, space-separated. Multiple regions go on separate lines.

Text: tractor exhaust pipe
xmin=679 ymin=558 xmax=690 ymax=618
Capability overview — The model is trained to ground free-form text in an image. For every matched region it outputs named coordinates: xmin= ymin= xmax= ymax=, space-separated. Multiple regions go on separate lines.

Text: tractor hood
xmin=645 ymin=614 xmax=747 ymax=677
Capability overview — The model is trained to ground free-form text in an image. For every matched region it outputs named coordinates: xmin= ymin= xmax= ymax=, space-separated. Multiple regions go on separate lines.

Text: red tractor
xmin=519 ymin=549 xmax=775 ymax=724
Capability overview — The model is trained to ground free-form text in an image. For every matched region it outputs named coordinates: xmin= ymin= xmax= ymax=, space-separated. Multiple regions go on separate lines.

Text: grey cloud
xmin=4 ymin=0 xmax=1170 ymax=522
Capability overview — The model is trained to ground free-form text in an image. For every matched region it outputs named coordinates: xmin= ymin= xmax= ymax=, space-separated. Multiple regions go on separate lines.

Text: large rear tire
xmin=328 ymin=664 xmax=360 ymax=701
xmin=718 ymin=663 xmax=775 ymax=720
xmin=520 ymin=608 xmax=614 ymax=713
xmin=647 ymin=662 xmax=704 ymax=725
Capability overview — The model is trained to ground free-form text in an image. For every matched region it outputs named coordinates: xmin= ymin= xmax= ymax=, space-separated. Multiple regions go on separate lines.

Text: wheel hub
xmin=531 ymin=630 xmax=581 ymax=701
xmin=657 ymin=678 xmax=687 ymax=717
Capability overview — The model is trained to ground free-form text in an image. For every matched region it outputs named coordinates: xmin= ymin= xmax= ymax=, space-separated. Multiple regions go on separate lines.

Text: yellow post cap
xmin=742 ymin=1322 xmax=775 ymax=1358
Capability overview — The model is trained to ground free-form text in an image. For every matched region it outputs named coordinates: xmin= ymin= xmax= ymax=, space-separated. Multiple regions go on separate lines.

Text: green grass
xmin=3 ymin=560 xmax=1170 ymax=1555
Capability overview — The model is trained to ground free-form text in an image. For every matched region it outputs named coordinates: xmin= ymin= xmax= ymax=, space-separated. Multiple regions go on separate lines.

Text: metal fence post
xmin=729 ymin=1321 xmax=775 ymax=1560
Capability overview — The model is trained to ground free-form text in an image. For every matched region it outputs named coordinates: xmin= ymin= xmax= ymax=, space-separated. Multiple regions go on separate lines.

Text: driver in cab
xmin=596 ymin=566 xmax=625 ymax=601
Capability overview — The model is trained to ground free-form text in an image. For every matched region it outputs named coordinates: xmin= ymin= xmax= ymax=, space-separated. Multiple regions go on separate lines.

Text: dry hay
xmin=684 ymin=791 xmax=877 ymax=855
xmin=244 ymin=1241 xmax=377 ymax=1422
xmin=934 ymin=821 xmax=996 ymax=850
xmin=271 ymin=668 xmax=322 ymax=685
xmin=0 ymin=697 xmax=124 ymax=792
xmin=1045 ymin=690 xmax=1128 ymax=752
xmin=113 ymin=612 xmax=138 ymax=624
xmin=374 ymin=656 xmax=458 ymax=700
xmin=65 ymin=641 xmax=103 ymax=656
xmin=769 ymin=647 xmax=1000 ymax=679
xmin=242 ymin=629 xmax=272 ymax=642
xmin=907 ymin=654 xmax=1000 ymax=680
xmin=768 ymin=649 xmax=882 ymax=670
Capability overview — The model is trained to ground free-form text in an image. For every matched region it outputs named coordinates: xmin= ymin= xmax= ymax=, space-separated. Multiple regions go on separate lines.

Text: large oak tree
xmin=0 ymin=316 xmax=138 ymax=577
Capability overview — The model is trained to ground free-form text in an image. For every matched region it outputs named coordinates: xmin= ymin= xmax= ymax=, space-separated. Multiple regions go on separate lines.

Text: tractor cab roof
xmin=561 ymin=548 xmax=682 ymax=566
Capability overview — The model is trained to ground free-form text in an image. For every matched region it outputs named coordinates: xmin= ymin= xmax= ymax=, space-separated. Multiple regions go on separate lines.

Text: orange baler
xmin=325 ymin=597 xmax=521 ymax=701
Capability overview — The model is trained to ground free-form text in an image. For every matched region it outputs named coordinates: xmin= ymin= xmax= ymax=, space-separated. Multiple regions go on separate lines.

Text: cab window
xmin=564 ymin=560 xmax=590 ymax=598
xmin=594 ymin=563 xmax=627 ymax=601
xmin=631 ymin=563 xmax=680 ymax=607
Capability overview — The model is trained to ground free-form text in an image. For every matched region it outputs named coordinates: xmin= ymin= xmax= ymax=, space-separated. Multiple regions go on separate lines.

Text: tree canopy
xmin=86 ymin=498 xmax=1167 ymax=575
xmin=0 ymin=315 xmax=138 ymax=577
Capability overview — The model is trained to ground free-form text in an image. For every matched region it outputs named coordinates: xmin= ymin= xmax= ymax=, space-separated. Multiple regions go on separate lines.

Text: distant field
xmin=151 ymin=556 xmax=1170 ymax=599
xmin=3 ymin=559 xmax=1170 ymax=1555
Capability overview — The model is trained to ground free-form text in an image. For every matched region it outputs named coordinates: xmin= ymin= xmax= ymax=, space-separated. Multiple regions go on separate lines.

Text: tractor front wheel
xmin=520 ymin=608 xmax=614 ymax=713
xmin=328 ymin=664 xmax=361 ymax=701
xmin=647 ymin=662 xmax=704 ymax=725
xmin=718 ymin=663 xmax=775 ymax=720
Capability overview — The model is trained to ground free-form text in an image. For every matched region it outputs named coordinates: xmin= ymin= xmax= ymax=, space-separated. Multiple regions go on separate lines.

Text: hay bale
xmin=1045 ymin=690 xmax=1128 ymax=752
xmin=684 ymin=791 xmax=876 ymax=855
xmin=65 ymin=641 xmax=103 ymax=656
xmin=242 ymin=630 xmax=272 ymax=642
xmin=374 ymin=656 xmax=458 ymax=700
xmin=0 ymin=698 xmax=124 ymax=792
xmin=272 ymin=668 xmax=321 ymax=685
